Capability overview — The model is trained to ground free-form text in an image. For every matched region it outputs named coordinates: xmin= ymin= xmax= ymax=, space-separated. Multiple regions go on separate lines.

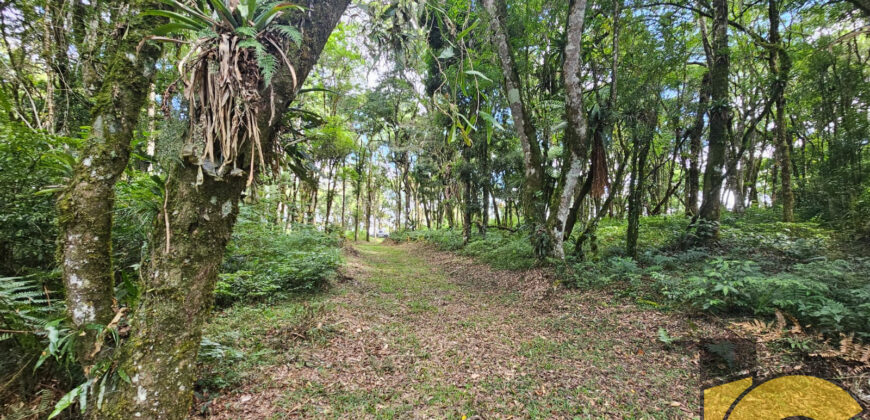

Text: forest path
xmin=208 ymin=241 xmax=710 ymax=419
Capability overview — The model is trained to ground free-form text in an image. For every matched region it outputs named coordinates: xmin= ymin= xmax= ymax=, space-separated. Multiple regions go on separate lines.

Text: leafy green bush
xmin=461 ymin=231 xmax=536 ymax=270
xmin=391 ymin=228 xmax=536 ymax=270
xmin=217 ymin=211 xmax=342 ymax=306
xmin=391 ymin=228 xmax=466 ymax=251
xmin=662 ymin=258 xmax=870 ymax=338
xmin=1 ymin=276 xmax=79 ymax=410
xmin=563 ymin=255 xmax=645 ymax=288
xmin=0 ymin=120 xmax=77 ymax=275
xmin=112 ymin=172 xmax=163 ymax=278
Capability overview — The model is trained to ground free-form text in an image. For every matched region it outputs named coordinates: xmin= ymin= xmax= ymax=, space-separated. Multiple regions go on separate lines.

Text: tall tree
xmin=548 ymin=0 xmax=591 ymax=259
xmin=97 ymin=1 xmax=350 ymax=417
xmin=768 ymin=0 xmax=794 ymax=221
xmin=57 ymin=0 xmax=163 ymax=365
xmin=695 ymin=0 xmax=731 ymax=239
xmin=482 ymin=0 xmax=548 ymax=243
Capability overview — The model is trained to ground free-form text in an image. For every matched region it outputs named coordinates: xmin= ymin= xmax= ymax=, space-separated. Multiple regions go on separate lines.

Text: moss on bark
xmin=95 ymin=1 xmax=350 ymax=417
xmin=57 ymin=0 xmax=164 ymax=364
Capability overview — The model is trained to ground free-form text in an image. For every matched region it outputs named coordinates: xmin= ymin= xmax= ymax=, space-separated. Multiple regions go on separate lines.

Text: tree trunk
xmin=354 ymin=147 xmax=365 ymax=241
xmin=324 ymin=160 xmax=336 ymax=226
xmin=365 ymin=152 xmax=373 ymax=241
xmin=492 ymin=194 xmax=501 ymax=227
xmin=627 ymin=109 xmax=656 ymax=259
xmin=341 ymin=157 xmax=347 ymax=230
xmin=769 ymin=0 xmax=794 ymax=222
xmin=58 ymin=1 xmax=163 ymax=364
xmin=695 ymin=0 xmax=730 ymax=240
xmin=97 ymin=2 xmax=349 ymax=417
xmin=463 ymin=163 xmax=472 ymax=244
xmin=482 ymin=0 xmax=547 ymax=234
xmin=686 ymin=72 xmax=710 ymax=217
xmin=547 ymin=0 xmax=591 ymax=258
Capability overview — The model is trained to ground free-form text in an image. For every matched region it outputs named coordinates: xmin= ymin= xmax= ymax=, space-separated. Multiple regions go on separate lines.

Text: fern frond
xmin=255 ymin=48 xmax=278 ymax=86
xmin=274 ymin=25 xmax=302 ymax=46
xmin=237 ymin=39 xmax=277 ymax=85
xmin=235 ymin=26 xmax=258 ymax=38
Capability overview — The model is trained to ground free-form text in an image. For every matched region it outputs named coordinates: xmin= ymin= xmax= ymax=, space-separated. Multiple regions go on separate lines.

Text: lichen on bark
xmin=95 ymin=1 xmax=351 ymax=417
xmin=57 ymin=0 xmax=165 ymax=364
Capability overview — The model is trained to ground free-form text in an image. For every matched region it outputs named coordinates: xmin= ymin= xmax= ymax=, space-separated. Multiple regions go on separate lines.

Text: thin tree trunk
xmin=365 ymin=153 xmax=373 ymax=241
xmin=482 ymin=0 xmax=547 ymax=233
xmin=492 ymin=195 xmax=501 ymax=227
xmin=627 ymin=109 xmax=656 ymax=259
xmin=324 ymin=160 xmax=336 ymax=226
xmin=341 ymin=157 xmax=347 ymax=230
xmin=686 ymin=72 xmax=710 ymax=216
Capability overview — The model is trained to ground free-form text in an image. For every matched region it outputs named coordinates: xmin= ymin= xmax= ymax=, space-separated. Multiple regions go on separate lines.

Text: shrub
xmin=217 ymin=210 xmax=342 ymax=306
xmin=662 ymin=258 xmax=870 ymax=338
xmin=112 ymin=172 xmax=163 ymax=278
xmin=392 ymin=228 xmax=537 ymax=270
xmin=0 ymin=120 xmax=77 ymax=275
xmin=461 ymin=231 xmax=536 ymax=270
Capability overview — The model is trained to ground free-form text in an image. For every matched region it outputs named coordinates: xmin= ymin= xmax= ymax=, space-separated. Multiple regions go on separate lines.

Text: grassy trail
xmin=206 ymin=242 xmax=707 ymax=419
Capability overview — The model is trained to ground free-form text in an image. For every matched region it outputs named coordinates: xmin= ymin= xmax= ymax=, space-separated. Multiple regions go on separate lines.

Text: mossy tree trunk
xmin=57 ymin=1 xmax=163 ymax=365
xmin=696 ymin=0 xmax=731 ymax=240
xmin=626 ymin=108 xmax=657 ymax=259
xmin=96 ymin=1 xmax=349 ymax=417
xmin=547 ymin=0 xmax=591 ymax=259
xmin=483 ymin=0 xmax=547 ymax=239
xmin=768 ymin=0 xmax=794 ymax=222
xmin=685 ymin=72 xmax=710 ymax=217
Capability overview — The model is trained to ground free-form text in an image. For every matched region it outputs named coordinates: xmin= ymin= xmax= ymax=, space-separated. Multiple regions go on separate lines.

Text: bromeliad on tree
xmin=147 ymin=0 xmax=305 ymax=186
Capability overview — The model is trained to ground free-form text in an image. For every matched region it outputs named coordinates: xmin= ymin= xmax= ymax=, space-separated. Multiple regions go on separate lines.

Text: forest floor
xmin=199 ymin=241 xmax=756 ymax=419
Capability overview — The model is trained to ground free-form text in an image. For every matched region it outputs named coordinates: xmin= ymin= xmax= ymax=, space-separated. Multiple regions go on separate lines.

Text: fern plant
xmin=147 ymin=0 xmax=305 ymax=186
xmin=0 ymin=276 xmax=55 ymax=340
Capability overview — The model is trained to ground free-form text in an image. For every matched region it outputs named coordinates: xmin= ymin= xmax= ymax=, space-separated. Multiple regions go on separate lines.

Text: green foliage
xmin=661 ymin=258 xmax=870 ymax=338
xmin=459 ymin=231 xmax=536 ymax=271
xmin=112 ymin=172 xmax=163 ymax=282
xmin=656 ymin=327 xmax=675 ymax=346
xmin=0 ymin=277 xmax=56 ymax=344
xmin=217 ymin=208 xmax=342 ymax=306
xmin=197 ymin=300 xmax=329 ymax=393
xmin=682 ymin=259 xmax=764 ymax=311
xmin=0 ymin=120 xmax=77 ymax=275
xmin=562 ymin=211 xmax=870 ymax=339
xmin=719 ymin=211 xmax=832 ymax=261
xmin=1 ymin=276 xmax=79 ymax=414
xmin=391 ymin=228 xmax=537 ymax=271
xmin=151 ymin=0 xmax=305 ymax=85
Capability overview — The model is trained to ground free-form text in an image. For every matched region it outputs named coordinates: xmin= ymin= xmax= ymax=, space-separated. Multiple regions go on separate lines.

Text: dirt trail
xmin=207 ymin=242 xmax=717 ymax=419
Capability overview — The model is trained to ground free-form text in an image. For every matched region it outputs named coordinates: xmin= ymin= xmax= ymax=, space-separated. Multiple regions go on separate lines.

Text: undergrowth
xmin=392 ymin=208 xmax=870 ymax=340
xmin=217 ymin=207 xmax=343 ymax=306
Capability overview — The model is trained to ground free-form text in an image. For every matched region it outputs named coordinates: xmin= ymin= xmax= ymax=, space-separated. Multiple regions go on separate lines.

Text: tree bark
xmin=97 ymin=2 xmax=349 ymax=417
xmin=482 ymin=0 xmax=547 ymax=233
xmin=695 ymin=0 xmax=730 ymax=240
xmin=57 ymin=1 xmax=163 ymax=365
xmin=686 ymin=72 xmax=710 ymax=216
xmin=549 ymin=0 xmax=593 ymax=258
xmin=627 ymin=109 xmax=657 ymax=259
xmin=341 ymin=157 xmax=347 ymax=230
xmin=768 ymin=0 xmax=794 ymax=221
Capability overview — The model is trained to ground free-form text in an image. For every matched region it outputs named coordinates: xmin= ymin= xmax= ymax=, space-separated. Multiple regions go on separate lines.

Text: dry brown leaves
xmin=198 ymin=242 xmax=870 ymax=418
